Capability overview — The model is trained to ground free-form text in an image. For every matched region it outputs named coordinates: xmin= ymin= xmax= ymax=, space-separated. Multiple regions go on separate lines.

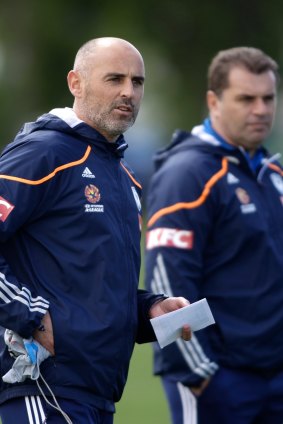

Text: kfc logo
xmin=146 ymin=228 xmax=193 ymax=250
xmin=0 ymin=197 xmax=14 ymax=222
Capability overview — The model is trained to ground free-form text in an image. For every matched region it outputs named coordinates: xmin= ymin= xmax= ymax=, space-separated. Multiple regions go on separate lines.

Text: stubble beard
xmin=92 ymin=109 xmax=136 ymax=138
xmin=82 ymin=97 xmax=137 ymax=139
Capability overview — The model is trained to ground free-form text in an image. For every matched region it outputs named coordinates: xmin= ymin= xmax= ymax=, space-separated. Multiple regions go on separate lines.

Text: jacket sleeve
xmin=135 ymin=289 xmax=167 ymax=344
xmin=145 ymin=151 xmax=220 ymax=386
xmin=0 ymin=143 xmax=50 ymax=338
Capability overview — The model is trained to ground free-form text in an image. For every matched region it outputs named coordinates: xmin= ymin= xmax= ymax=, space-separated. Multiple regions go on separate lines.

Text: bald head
xmin=73 ymin=37 xmax=144 ymax=78
xmin=67 ymin=37 xmax=145 ymax=141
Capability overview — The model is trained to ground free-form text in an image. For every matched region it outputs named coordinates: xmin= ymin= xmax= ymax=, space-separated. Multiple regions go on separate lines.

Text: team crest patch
xmin=235 ymin=188 xmax=250 ymax=204
xmin=270 ymin=173 xmax=283 ymax=195
xmin=85 ymin=185 xmax=101 ymax=203
xmin=235 ymin=187 xmax=256 ymax=214
xmin=84 ymin=185 xmax=104 ymax=213
xmin=0 ymin=196 xmax=14 ymax=222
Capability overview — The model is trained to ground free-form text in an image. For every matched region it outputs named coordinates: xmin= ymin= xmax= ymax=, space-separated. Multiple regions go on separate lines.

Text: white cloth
xmin=2 ymin=329 xmax=51 ymax=383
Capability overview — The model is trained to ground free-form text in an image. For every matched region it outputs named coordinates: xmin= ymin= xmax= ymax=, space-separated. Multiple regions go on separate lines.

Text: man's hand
xmin=33 ymin=311 xmax=55 ymax=356
xmin=149 ymin=297 xmax=192 ymax=341
xmin=190 ymin=377 xmax=211 ymax=396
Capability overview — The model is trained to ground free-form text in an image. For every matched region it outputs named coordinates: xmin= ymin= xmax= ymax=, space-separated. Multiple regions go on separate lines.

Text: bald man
xmin=0 ymin=38 xmax=191 ymax=424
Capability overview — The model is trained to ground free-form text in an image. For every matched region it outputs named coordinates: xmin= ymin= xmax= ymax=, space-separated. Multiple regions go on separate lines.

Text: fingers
xmin=176 ymin=296 xmax=190 ymax=308
xmin=163 ymin=296 xmax=190 ymax=313
xmin=149 ymin=296 xmax=191 ymax=318
xmin=190 ymin=378 xmax=211 ymax=397
xmin=181 ymin=324 xmax=192 ymax=341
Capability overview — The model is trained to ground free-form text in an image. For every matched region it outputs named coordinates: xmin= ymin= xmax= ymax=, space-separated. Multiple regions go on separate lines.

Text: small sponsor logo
xmin=227 ymin=172 xmax=239 ymax=184
xmin=240 ymin=204 xmax=256 ymax=214
xmin=270 ymin=172 xmax=283 ymax=195
xmin=82 ymin=167 xmax=95 ymax=178
xmin=85 ymin=204 xmax=104 ymax=213
xmin=146 ymin=228 xmax=193 ymax=250
xmin=0 ymin=196 xmax=14 ymax=222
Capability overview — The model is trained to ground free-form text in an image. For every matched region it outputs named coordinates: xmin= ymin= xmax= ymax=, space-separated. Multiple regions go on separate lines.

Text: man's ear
xmin=207 ymin=90 xmax=218 ymax=112
xmin=207 ymin=90 xmax=221 ymax=120
xmin=67 ymin=70 xmax=83 ymax=98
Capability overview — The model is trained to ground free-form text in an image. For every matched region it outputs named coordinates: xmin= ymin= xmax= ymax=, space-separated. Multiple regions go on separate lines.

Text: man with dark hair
xmin=208 ymin=46 xmax=279 ymax=95
xmin=0 ymin=37 xmax=191 ymax=424
xmin=145 ymin=46 xmax=283 ymax=423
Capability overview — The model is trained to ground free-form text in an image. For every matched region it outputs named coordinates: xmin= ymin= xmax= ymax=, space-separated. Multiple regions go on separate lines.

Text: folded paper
xmin=150 ymin=298 xmax=215 ymax=348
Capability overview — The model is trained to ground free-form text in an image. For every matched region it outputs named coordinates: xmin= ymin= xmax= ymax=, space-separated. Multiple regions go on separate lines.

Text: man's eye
xmin=240 ymin=97 xmax=253 ymax=102
xmin=133 ymin=79 xmax=144 ymax=86
xmin=264 ymin=95 xmax=274 ymax=102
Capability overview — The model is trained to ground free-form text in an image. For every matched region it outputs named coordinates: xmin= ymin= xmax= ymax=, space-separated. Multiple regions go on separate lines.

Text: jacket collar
xmin=48 ymin=107 xmax=128 ymax=158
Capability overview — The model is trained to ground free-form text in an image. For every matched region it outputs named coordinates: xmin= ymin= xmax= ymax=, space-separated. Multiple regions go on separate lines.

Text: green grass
xmin=115 ymin=342 xmax=170 ymax=424
xmin=115 ymin=228 xmax=170 ymax=423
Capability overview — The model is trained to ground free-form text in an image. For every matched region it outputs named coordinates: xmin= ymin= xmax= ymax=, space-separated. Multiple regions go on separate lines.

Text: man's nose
xmin=253 ymin=98 xmax=268 ymax=115
xmin=120 ymin=80 xmax=134 ymax=98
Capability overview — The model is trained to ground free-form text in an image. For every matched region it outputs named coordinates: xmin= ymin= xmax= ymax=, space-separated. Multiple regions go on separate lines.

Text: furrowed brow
xmin=104 ymin=72 xmax=145 ymax=83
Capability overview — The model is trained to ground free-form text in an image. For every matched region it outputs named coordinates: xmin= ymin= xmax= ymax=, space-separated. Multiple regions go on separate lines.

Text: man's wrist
xmin=148 ymin=295 xmax=168 ymax=318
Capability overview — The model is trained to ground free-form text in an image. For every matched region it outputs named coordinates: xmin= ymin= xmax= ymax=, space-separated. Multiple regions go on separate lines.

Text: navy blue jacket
xmin=145 ymin=123 xmax=283 ymax=388
xmin=0 ymin=108 xmax=164 ymax=411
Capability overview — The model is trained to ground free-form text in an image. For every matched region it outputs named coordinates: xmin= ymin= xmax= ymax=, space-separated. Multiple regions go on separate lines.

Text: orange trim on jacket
xmin=147 ymin=157 xmax=228 ymax=228
xmin=268 ymin=163 xmax=283 ymax=176
xmin=120 ymin=162 xmax=142 ymax=189
xmin=0 ymin=146 xmax=92 ymax=185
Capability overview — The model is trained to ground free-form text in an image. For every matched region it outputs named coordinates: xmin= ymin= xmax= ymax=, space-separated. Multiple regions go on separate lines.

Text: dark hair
xmin=208 ymin=47 xmax=279 ymax=96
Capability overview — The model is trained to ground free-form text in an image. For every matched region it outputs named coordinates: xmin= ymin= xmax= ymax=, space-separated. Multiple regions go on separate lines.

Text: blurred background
xmin=1 ymin=1 xmax=283 ymax=422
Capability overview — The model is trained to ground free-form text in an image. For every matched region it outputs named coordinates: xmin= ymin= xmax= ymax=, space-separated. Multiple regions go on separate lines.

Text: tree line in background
xmin=0 ymin=0 xmax=282 ymax=150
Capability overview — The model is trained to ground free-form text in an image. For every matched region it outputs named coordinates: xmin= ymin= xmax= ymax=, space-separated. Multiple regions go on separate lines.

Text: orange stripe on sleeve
xmin=268 ymin=163 xmax=283 ymax=176
xmin=147 ymin=157 xmax=228 ymax=228
xmin=0 ymin=145 xmax=92 ymax=185
xmin=120 ymin=162 xmax=142 ymax=189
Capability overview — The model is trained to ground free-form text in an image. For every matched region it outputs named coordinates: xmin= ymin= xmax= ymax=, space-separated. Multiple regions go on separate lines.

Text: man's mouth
xmin=113 ymin=105 xmax=134 ymax=120
xmin=248 ymin=118 xmax=270 ymax=125
xmin=248 ymin=121 xmax=270 ymax=129
xmin=116 ymin=105 xmax=133 ymax=113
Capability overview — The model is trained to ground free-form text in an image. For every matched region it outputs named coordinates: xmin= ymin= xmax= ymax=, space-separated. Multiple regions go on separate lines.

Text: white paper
xmin=150 ymin=298 xmax=215 ymax=348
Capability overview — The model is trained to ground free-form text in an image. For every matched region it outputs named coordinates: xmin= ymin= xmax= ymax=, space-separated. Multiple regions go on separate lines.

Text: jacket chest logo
xmin=227 ymin=172 xmax=239 ymax=184
xmin=235 ymin=188 xmax=256 ymax=214
xmin=82 ymin=167 xmax=95 ymax=179
xmin=270 ymin=173 xmax=283 ymax=195
xmin=84 ymin=184 xmax=104 ymax=213
xmin=85 ymin=184 xmax=100 ymax=203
